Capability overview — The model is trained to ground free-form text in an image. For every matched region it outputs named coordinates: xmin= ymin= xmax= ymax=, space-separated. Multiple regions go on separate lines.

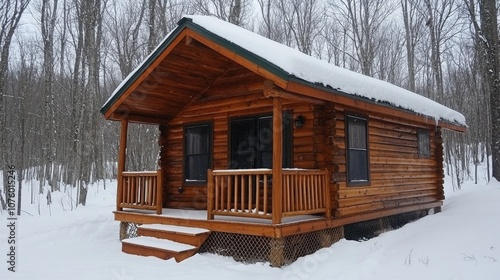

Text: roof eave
xmin=286 ymin=77 xmax=467 ymax=132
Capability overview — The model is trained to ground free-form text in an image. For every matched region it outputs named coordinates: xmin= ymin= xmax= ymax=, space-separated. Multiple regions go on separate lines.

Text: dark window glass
xmin=230 ymin=113 xmax=292 ymax=169
xmin=347 ymin=116 xmax=369 ymax=184
xmin=418 ymin=130 xmax=431 ymax=157
xmin=184 ymin=124 xmax=211 ymax=182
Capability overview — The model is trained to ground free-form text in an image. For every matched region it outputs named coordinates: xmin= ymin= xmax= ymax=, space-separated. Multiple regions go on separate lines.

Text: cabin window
xmin=184 ymin=123 xmax=212 ymax=183
xmin=418 ymin=130 xmax=431 ymax=157
xmin=346 ymin=115 xmax=369 ymax=185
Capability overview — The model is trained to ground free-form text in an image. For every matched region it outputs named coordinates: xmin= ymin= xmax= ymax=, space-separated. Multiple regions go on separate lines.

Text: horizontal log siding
xmin=160 ymin=72 xmax=316 ymax=209
xmin=332 ymin=105 xmax=444 ymax=217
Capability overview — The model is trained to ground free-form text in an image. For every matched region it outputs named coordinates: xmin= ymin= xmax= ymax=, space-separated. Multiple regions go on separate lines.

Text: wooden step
xmin=137 ymin=224 xmax=211 ymax=247
xmin=122 ymin=236 xmax=197 ymax=262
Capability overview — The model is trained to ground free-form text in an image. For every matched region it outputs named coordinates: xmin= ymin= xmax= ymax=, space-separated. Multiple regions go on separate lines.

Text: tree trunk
xmin=479 ymin=0 xmax=500 ymax=180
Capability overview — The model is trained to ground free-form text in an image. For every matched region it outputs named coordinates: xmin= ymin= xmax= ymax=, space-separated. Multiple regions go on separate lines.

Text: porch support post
xmin=272 ymin=97 xmax=283 ymax=224
xmin=117 ymin=119 xmax=128 ymax=212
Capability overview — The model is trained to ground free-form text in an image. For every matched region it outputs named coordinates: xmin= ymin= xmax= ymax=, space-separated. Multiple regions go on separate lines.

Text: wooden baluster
xmin=234 ymin=175 xmax=239 ymax=212
xmin=248 ymin=175 xmax=253 ymax=213
xmin=241 ymin=175 xmax=245 ymax=212
xmin=263 ymin=174 xmax=268 ymax=215
xmin=324 ymin=169 xmax=332 ymax=218
xmin=227 ymin=175 xmax=232 ymax=212
xmin=215 ymin=175 xmax=220 ymax=212
xmin=314 ymin=175 xmax=319 ymax=209
xmin=256 ymin=174 xmax=261 ymax=213
xmin=285 ymin=174 xmax=291 ymax=213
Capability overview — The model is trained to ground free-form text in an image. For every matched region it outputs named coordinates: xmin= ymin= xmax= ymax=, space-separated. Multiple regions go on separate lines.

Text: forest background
xmin=0 ymin=0 xmax=498 ymax=208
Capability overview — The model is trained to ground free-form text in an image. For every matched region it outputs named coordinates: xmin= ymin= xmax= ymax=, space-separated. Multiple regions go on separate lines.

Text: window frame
xmin=183 ymin=122 xmax=212 ymax=184
xmin=345 ymin=114 xmax=370 ymax=186
xmin=417 ymin=130 xmax=431 ymax=158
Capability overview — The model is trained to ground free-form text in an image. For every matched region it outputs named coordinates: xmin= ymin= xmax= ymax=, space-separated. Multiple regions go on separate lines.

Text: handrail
xmin=118 ymin=169 xmax=162 ymax=214
xmin=207 ymin=168 xmax=330 ymax=222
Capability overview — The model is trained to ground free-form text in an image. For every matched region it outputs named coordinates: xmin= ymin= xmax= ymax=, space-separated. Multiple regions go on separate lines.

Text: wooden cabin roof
xmin=101 ymin=16 xmax=466 ymax=132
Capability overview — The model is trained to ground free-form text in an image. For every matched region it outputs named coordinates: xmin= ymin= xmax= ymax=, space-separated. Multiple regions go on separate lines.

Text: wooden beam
xmin=207 ymin=169 xmax=215 ymax=220
xmin=263 ymin=79 xmax=324 ymax=105
xmin=272 ymin=97 xmax=283 ymax=224
xmin=156 ymin=169 xmax=163 ymax=214
xmin=117 ymin=120 xmax=128 ymax=211
xmin=109 ymin=112 xmax=170 ymax=124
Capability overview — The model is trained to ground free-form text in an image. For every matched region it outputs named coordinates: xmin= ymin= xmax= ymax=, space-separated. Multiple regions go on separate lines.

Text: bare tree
xmin=189 ymin=0 xmax=252 ymax=27
xmin=329 ymin=0 xmax=397 ymax=76
xmin=277 ymin=0 xmax=324 ymax=55
xmin=401 ymin=0 xmax=425 ymax=92
xmin=40 ymin=0 xmax=59 ymax=192
xmin=465 ymin=0 xmax=500 ymax=180
xmin=0 ymin=0 xmax=30 ymax=210
xmin=422 ymin=0 xmax=460 ymax=103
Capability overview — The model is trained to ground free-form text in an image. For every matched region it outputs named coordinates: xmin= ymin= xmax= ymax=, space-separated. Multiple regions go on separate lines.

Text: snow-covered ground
xmin=1 ymin=170 xmax=499 ymax=280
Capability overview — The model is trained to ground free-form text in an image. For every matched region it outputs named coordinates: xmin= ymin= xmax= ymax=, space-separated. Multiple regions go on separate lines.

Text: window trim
xmin=417 ymin=130 xmax=431 ymax=158
xmin=345 ymin=114 xmax=370 ymax=186
xmin=183 ymin=122 xmax=213 ymax=185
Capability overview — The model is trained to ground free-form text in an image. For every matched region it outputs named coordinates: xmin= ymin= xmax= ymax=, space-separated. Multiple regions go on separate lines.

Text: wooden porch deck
xmin=115 ymin=208 xmax=328 ymax=238
xmin=114 ymin=200 xmax=442 ymax=239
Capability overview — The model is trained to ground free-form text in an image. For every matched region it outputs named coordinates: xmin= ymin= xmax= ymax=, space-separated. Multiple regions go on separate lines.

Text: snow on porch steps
xmin=137 ymin=224 xmax=212 ymax=247
xmin=122 ymin=236 xmax=198 ymax=262
xmin=138 ymin=224 xmax=211 ymax=235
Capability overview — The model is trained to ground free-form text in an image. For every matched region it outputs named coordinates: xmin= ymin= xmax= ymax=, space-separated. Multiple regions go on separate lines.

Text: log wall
xmin=158 ymin=69 xmax=444 ymax=216
xmin=329 ymin=104 xmax=444 ymax=217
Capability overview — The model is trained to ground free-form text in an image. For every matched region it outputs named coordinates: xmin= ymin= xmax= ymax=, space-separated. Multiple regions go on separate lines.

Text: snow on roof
xmin=103 ymin=15 xmax=466 ymax=127
xmin=186 ymin=15 xmax=465 ymax=126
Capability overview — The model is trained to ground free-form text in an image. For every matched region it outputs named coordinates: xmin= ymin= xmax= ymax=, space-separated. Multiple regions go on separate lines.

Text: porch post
xmin=272 ymin=97 xmax=283 ymax=224
xmin=117 ymin=119 xmax=128 ymax=212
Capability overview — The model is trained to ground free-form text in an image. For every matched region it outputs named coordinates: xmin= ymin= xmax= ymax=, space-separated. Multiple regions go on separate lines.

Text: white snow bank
xmin=1 ymin=172 xmax=499 ymax=279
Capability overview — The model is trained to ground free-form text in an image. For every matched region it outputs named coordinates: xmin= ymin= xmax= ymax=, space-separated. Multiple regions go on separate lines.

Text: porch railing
xmin=117 ymin=170 xmax=162 ymax=214
xmin=207 ymin=168 xmax=331 ymax=223
xmin=282 ymin=169 xmax=331 ymax=218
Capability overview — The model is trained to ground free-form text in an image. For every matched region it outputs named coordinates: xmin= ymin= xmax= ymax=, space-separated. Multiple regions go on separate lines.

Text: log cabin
xmin=101 ymin=15 xmax=467 ymax=266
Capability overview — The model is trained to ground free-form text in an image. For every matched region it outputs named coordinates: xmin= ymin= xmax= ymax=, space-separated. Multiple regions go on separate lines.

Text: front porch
xmin=116 ymin=167 xmax=332 ymax=226
xmin=115 ymin=207 xmax=344 ymax=266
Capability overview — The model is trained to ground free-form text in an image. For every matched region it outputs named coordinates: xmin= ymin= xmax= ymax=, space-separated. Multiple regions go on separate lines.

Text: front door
xmin=230 ymin=113 xmax=292 ymax=169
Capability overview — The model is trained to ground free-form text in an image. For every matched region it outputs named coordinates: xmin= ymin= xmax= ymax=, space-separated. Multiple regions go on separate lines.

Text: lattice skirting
xmin=119 ymin=222 xmax=140 ymax=240
xmin=199 ymin=226 xmax=345 ymax=267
